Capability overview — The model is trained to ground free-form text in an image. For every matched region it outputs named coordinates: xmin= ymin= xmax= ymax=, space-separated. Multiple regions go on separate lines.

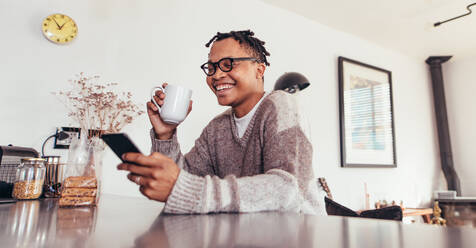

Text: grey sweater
xmin=151 ymin=90 xmax=326 ymax=215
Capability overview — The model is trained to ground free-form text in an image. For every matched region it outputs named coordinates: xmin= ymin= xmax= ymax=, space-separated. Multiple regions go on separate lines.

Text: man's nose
xmin=212 ymin=67 xmax=227 ymax=80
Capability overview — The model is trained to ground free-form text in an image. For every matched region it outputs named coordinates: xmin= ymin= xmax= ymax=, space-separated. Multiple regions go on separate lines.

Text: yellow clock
xmin=42 ymin=14 xmax=78 ymax=44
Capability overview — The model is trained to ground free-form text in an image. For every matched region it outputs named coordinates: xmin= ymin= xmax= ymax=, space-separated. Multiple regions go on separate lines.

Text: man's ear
xmin=256 ymin=63 xmax=266 ymax=80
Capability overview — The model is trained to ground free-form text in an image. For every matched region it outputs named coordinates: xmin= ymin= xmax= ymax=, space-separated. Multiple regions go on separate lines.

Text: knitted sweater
xmin=150 ymin=90 xmax=326 ymax=215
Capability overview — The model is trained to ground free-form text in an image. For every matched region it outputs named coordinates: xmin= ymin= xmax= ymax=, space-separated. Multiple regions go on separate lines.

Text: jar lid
xmin=42 ymin=156 xmax=60 ymax=164
xmin=21 ymin=157 xmax=46 ymax=163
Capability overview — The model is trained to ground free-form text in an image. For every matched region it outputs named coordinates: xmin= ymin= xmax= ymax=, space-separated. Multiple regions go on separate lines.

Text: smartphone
xmin=100 ymin=133 xmax=142 ymax=162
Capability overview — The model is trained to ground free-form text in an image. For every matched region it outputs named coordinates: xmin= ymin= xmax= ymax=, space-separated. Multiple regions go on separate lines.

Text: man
xmin=118 ymin=30 xmax=325 ymax=215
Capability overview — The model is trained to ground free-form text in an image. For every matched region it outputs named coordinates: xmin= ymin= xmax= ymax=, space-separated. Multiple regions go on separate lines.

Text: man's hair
xmin=205 ymin=30 xmax=270 ymax=66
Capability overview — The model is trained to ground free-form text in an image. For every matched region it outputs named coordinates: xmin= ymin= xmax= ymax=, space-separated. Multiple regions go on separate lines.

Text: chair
xmin=317 ymin=178 xmax=402 ymax=221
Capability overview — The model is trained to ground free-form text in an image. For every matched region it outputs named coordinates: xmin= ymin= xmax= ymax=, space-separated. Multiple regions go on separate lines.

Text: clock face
xmin=42 ymin=14 xmax=78 ymax=44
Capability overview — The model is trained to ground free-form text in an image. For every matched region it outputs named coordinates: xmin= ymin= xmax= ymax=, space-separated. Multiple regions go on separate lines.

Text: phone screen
xmin=100 ymin=133 xmax=142 ymax=162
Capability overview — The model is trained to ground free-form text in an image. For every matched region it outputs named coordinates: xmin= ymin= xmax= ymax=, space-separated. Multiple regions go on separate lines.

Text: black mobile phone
xmin=100 ymin=133 xmax=142 ymax=162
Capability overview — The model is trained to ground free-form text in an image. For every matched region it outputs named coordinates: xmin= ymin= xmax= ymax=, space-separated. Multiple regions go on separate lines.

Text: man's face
xmin=206 ymin=38 xmax=265 ymax=107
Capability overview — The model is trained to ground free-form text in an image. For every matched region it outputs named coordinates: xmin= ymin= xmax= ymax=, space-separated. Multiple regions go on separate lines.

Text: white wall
xmin=444 ymin=57 xmax=476 ymax=197
xmin=0 ymin=0 xmax=443 ymax=209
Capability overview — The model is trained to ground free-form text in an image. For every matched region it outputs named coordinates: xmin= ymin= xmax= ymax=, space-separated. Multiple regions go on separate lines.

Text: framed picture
xmin=338 ymin=57 xmax=396 ymax=168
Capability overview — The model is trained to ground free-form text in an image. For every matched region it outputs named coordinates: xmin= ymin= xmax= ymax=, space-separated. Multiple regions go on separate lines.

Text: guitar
xmin=317 ymin=177 xmax=333 ymax=200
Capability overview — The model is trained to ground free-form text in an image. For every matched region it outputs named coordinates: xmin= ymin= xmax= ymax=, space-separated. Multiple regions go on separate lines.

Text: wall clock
xmin=42 ymin=13 xmax=78 ymax=44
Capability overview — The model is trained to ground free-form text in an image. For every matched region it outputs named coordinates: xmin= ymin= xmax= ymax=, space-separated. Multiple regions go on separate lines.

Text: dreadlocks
xmin=205 ymin=30 xmax=270 ymax=66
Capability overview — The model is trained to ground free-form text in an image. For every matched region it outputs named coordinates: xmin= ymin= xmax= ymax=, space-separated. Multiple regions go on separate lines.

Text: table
xmin=403 ymin=208 xmax=434 ymax=223
xmin=1 ymin=195 xmax=475 ymax=248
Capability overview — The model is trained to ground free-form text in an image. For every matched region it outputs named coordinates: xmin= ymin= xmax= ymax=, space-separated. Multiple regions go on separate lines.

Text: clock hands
xmin=52 ymin=17 xmax=70 ymax=30
xmin=59 ymin=20 xmax=70 ymax=30
xmin=52 ymin=17 xmax=61 ymax=29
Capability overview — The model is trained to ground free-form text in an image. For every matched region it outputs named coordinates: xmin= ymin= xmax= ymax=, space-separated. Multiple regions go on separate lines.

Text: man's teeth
xmin=216 ymin=84 xmax=234 ymax=91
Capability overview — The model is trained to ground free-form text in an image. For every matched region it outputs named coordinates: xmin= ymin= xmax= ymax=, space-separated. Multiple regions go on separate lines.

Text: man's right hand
xmin=147 ymin=83 xmax=192 ymax=140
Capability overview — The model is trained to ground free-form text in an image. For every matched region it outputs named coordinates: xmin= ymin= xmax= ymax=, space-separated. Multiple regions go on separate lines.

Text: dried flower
xmin=53 ymin=72 xmax=145 ymax=136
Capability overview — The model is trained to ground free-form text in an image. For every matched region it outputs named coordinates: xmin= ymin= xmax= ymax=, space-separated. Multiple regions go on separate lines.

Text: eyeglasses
xmin=200 ymin=57 xmax=259 ymax=76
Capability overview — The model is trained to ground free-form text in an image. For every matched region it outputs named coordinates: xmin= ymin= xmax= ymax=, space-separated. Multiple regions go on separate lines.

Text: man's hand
xmin=147 ymin=82 xmax=192 ymax=140
xmin=117 ymin=152 xmax=180 ymax=202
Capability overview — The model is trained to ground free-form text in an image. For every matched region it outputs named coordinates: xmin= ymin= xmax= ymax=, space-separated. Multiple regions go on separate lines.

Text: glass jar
xmin=42 ymin=156 xmax=63 ymax=198
xmin=12 ymin=158 xmax=46 ymax=200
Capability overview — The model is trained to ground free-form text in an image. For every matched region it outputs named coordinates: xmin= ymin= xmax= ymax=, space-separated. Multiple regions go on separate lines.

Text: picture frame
xmin=338 ymin=57 xmax=397 ymax=168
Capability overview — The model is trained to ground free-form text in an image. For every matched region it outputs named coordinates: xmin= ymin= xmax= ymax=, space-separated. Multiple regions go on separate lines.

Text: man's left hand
xmin=117 ymin=152 xmax=180 ymax=202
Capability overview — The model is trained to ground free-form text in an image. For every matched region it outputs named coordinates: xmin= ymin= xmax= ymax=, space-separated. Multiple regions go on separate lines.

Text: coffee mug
xmin=150 ymin=84 xmax=192 ymax=124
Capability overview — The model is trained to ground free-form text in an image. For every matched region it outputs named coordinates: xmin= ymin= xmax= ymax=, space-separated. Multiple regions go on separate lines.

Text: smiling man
xmin=118 ymin=30 xmax=326 ymax=215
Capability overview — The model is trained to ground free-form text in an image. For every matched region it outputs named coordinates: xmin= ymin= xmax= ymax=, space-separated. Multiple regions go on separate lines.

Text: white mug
xmin=150 ymin=84 xmax=192 ymax=124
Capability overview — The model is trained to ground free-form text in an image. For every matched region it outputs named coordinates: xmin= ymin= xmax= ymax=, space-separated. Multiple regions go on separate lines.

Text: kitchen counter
xmin=1 ymin=194 xmax=475 ymax=247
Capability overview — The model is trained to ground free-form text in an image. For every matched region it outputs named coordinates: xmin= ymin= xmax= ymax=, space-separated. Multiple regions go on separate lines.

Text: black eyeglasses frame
xmin=200 ymin=57 xmax=259 ymax=76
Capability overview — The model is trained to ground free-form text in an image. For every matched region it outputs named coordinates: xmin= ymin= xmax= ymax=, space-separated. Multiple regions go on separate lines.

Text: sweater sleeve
xmin=150 ymin=128 xmax=214 ymax=177
xmin=163 ymin=94 xmax=325 ymax=215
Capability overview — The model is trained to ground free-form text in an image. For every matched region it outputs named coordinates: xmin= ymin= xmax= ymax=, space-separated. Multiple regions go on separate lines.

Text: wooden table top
xmin=403 ymin=208 xmax=433 ymax=216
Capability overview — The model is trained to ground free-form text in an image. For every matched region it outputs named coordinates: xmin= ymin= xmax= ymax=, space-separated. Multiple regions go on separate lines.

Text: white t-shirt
xmin=233 ymin=92 xmax=268 ymax=138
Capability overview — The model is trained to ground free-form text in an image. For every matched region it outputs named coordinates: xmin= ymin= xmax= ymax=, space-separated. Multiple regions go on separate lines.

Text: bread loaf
xmin=62 ymin=187 xmax=97 ymax=197
xmin=60 ymin=176 xmax=98 ymax=208
xmin=59 ymin=196 xmax=96 ymax=207
xmin=63 ymin=176 xmax=97 ymax=188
